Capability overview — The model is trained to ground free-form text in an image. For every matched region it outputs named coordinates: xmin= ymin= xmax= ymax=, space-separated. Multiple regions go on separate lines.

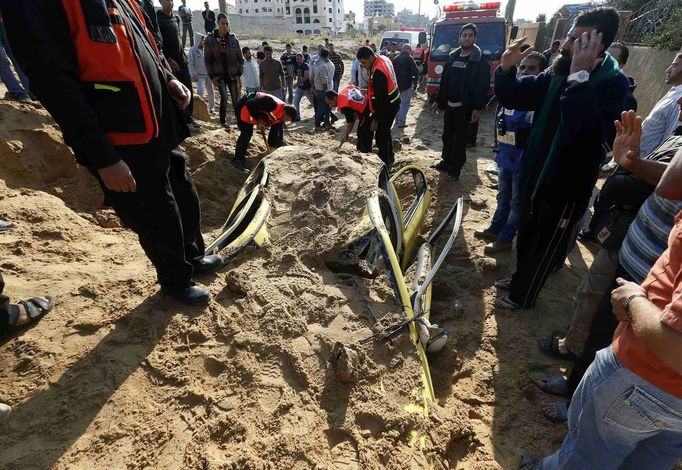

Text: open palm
xmin=612 ymin=110 xmax=643 ymax=171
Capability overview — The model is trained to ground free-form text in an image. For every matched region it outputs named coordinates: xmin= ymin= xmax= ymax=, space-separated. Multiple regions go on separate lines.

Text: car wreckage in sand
xmin=206 ymin=159 xmax=464 ymax=404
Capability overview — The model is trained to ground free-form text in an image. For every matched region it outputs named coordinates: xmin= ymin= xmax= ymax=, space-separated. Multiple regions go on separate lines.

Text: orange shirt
xmin=613 ymin=210 xmax=682 ymax=398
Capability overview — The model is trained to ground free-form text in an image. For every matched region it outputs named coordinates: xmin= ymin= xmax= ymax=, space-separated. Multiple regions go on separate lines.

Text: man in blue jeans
xmin=0 ymin=16 xmax=30 ymax=102
xmin=522 ymin=151 xmax=682 ymax=469
xmin=475 ymin=52 xmax=544 ymax=253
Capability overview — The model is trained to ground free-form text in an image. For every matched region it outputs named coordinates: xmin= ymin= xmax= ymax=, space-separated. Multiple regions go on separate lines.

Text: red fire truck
xmin=426 ymin=1 xmax=506 ymax=100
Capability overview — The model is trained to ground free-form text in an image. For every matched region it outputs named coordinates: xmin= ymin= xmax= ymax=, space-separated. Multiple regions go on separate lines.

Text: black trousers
xmin=509 ymin=196 xmax=587 ymax=308
xmin=357 ymin=113 xmax=374 ymax=153
xmin=441 ymin=106 xmax=470 ymax=177
xmin=566 ymin=266 xmax=632 ymax=397
xmin=0 ymin=273 xmax=9 ymax=326
xmin=89 ymin=148 xmax=205 ymax=289
xmin=218 ymin=77 xmax=240 ymax=125
xmin=235 ymin=101 xmax=284 ymax=161
xmin=375 ymin=105 xmax=399 ymax=167
xmin=176 ymin=62 xmax=194 ymax=122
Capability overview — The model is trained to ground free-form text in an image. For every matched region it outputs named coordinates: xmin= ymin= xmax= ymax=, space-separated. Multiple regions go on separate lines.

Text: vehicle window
xmin=431 ymin=22 xmax=505 ymax=61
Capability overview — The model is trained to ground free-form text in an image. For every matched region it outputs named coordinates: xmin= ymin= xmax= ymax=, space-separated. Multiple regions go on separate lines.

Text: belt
xmin=447 ymin=101 xmax=463 ymax=108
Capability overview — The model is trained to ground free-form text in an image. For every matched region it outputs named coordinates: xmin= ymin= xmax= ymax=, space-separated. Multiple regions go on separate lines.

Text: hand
xmin=98 ymin=160 xmax=137 ymax=193
xmin=168 ymin=58 xmax=181 ymax=72
xmin=500 ymin=37 xmax=534 ymax=71
xmin=168 ymin=79 xmax=191 ymax=109
xmin=257 ymin=123 xmax=266 ymax=134
xmin=612 ymin=110 xmax=643 ymax=171
xmin=610 ymin=277 xmax=646 ymax=322
xmin=370 ymin=120 xmax=378 ymax=132
xmin=570 ymin=29 xmax=604 ymax=75
xmin=470 ymin=110 xmax=479 ymax=124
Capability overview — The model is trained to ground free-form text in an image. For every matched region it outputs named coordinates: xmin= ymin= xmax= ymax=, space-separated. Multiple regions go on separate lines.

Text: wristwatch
xmin=567 ymin=70 xmax=590 ymax=84
xmin=623 ymin=293 xmax=647 ymax=321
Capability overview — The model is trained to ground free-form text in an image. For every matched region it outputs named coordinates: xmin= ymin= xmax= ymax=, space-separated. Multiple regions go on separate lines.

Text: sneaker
xmin=231 ymin=159 xmax=250 ymax=173
xmin=397 ymin=123 xmax=407 ymax=128
xmin=484 ymin=241 xmax=513 ymax=254
xmin=193 ymin=255 xmax=223 ymax=274
xmin=0 ymin=219 xmax=15 ymax=233
xmin=474 ymin=229 xmax=497 ymax=242
xmin=0 ymin=403 xmax=11 ymax=424
xmin=494 ymin=277 xmax=512 ymax=289
xmin=485 ymin=162 xmax=499 ymax=175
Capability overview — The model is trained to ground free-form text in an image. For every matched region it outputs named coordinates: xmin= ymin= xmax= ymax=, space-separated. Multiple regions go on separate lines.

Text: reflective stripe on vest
xmin=61 ymin=0 xmax=160 ymax=146
xmin=337 ymin=85 xmax=367 ymax=115
xmin=368 ymin=55 xmax=400 ymax=114
xmin=239 ymin=92 xmax=287 ymax=125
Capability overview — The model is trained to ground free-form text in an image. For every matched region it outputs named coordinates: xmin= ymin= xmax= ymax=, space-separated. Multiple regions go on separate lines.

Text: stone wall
xmin=623 ymin=46 xmax=678 ymax=117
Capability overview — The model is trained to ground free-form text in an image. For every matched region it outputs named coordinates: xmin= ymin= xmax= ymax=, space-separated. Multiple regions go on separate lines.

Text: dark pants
xmin=176 ymin=62 xmax=194 ymax=122
xmin=181 ymin=22 xmax=194 ymax=49
xmin=566 ymin=266 xmax=632 ymax=397
xmin=375 ymin=104 xmax=399 ymax=167
xmin=218 ymin=77 xmax=240 ymax=125
xmin=0 ymin=273 xmax=9 ymax=326
xmin=357 ymin=111 xmax=374 ymax=153
xmin=333 ymin=76 xmax=341 ymax=93
xmin=89 ymin=148 xmax=205 ymax=289
xmin=441 ymin=106 xmax=470 ymax=177
xmin=508 ymin=196 xmax=587 ymax=308
xmin=235 ymin=100 xmax=284 ymax=161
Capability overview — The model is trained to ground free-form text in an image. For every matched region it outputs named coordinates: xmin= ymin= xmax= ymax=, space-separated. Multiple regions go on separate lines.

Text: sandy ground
xmin=0 ymin=46 xmax=600 ymax=469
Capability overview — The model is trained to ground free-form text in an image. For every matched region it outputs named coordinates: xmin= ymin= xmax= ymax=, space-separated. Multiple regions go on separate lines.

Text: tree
xmin=646 ymin=5 xmax=682 ymax=50
xmin=536 ymin=13 xmax=546 ymax=23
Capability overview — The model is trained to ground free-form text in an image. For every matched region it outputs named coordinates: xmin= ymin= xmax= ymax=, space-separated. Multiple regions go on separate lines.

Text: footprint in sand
xmin=327 ymin=430 xmax=360 ymax=470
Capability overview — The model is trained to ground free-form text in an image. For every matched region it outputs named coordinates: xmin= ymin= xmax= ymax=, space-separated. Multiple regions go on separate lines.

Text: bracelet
xmin=623 ymin=293 xmax=647 ymax=321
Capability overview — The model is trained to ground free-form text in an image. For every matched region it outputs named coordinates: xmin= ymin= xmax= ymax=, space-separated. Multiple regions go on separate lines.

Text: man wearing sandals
xmin=1 ymin=0 xmax=221 ymax=305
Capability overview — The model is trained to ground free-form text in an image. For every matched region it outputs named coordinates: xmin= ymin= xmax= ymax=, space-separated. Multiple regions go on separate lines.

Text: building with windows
xmin=363 ymin=0 xmax=394 ymax=18
xmin=234 ymin=0 xmax=345 ymax=33
xmin=395 ymin=8 xmax=429 ymax=28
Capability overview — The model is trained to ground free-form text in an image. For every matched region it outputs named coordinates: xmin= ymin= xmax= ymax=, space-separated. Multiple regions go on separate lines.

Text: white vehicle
xmin=379 ymin=30 xmax=427 ymax=49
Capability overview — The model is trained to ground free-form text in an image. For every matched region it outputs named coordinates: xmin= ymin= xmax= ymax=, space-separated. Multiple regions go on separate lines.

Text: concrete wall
xmin=623 ymin=45 xmax=678 ymax=117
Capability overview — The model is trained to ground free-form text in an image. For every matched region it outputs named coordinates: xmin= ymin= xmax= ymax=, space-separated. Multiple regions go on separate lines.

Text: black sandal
xmin=538 ymin=335 xmax=577 ymax=361
xmin=5 ymin=296 xmax=54 ymax=332
xmin=533 ymin=376 xmax=569 ymax=397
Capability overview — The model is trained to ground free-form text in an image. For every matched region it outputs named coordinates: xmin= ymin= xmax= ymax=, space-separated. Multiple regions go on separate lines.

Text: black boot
xmin=161 ymin=283 xmax=211 ymax=305
xmin=193 ymin=255 xmax=223 ymax=274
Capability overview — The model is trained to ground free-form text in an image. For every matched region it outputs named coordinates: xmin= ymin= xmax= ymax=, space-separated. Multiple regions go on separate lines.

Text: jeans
xmin=284 ymin=76 xmax=294 ymax=104
xmin=539 ymin=346 xmax=682 ymax=469
xmin=396 ymin=88 xmax=412 ymax=126
xmin=314 ymin=89 xmax=329 ymax=126
xmin=293 ymin=87 xmax=313 ymax=119
xmin=487 ymin=166 xmax=521 ymax=243
xmin=196 ymin=75 xmax=215 ymax=111
xmin=245 ymin=86 xmax=260 ymax=93
xmin=333 ymin=76 xmax=341 ymax=93
xmin=181 ymin=22 xmax=194 ymax=49
xmin=264 ymin=88 xmax=284 ymax=101
xmin=218 ymin=77 xmax=240 ymax=124
xmin=0 ymin=32 xmax=28 ymax=99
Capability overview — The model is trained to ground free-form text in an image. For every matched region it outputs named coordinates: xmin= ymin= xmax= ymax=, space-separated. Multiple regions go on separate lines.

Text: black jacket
xmin=392 ymin=51 xmax=419 ymax=91
xmin=0 ymin=0 xmax=189 ymax=169
xmin=437 ymin=44 xmax=490 ymax=110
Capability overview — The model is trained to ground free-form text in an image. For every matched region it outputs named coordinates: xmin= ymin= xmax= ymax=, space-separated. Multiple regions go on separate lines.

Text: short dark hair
xmin=320 ymin=48 xmax=329 ymax=58
xmin=574 ymin=7 xmax=620 ymax=49
xmin=283 ymin=104 xmax=298 ymax=120
xmin=460 ymin=23 xmax=477 ymax=37
xmin=262 ymin=41 xmax=269 ymax=45
xmin=242 ymin=46 xmax=250 ymax=54
xmin=520 ymin=44 xmax=531 ymax=52
xmin=609 ymin=40 xmax=629 ymax=66
xmin=302 ymin=44 xmax=308 ymax=51
xmin=552 ymin=39 xmax=561 ymax=47
xmin=382 ymin=41 xmax=388 ymax=46
xmin=525 ymin=51 xmax=547 ymax=69
xmin=328 ymin=43 xmax=334 ymax=48
xmin=286 ymin=43 xmax=292 ymax=48
xmin=391 ymin=41 xmax=397 ymax=46
xmin=256 ymin=51 xmax=265 ymax=60
xmin=264 ymin=45 xmax=273 ymax=53
xmin=324 ymin=90 xmax=338 ymax=100
xmin=217 ymin=12 xmax=227 ymax=22
xmin=356 ymin=46 xmax=374 ymax=60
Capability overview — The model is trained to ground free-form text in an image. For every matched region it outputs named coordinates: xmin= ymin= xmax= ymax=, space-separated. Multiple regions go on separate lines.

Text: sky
xmin=185 ymin=0 xmax=579 ymax=22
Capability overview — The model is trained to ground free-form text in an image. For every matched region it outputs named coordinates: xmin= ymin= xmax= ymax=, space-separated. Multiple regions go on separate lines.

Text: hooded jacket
xmin=437 ymin=44 xmax=490 ymax=110
xmin=189 ymin=32 xmax=208 ymax=77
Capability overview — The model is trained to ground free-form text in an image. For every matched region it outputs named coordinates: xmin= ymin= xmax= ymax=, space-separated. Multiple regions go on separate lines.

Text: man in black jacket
xmin=433 ymin=23 xmax=490 ymax=180
xmin=0 ymin=0 xmax=221 ymax=304
xmin=393 ymin=44 xmax=419 ymax=128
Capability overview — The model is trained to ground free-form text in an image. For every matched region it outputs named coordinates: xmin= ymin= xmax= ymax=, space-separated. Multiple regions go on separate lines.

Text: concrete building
xmin=395 ymin=8 xmax=429 ymax=28
xmin=231 ymin=0 xmax=345 ymax=33
xmin=364 ymin=0 xmax=394 ymax=18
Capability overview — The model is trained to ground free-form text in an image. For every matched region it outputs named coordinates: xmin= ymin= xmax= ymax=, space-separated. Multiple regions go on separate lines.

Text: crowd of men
xmin=0 ymin=1 xmax=681 ymax=468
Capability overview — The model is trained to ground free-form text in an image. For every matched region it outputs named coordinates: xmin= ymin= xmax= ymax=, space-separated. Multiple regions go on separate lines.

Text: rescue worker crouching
xmin=356 ymin=46 xmax=401 ymax=167
xmin=233 ymin=92 xmax=297 ymax=172
xmin=324 ymin=85 xmax=373 ymax=152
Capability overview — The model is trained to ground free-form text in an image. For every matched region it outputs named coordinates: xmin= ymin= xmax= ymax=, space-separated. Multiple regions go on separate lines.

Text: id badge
xmin=498 ymin=131 xmax=516 ymax=145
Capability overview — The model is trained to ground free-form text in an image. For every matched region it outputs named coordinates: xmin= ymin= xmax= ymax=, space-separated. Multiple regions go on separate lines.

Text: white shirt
xmin=242 ymin=58 xmax=260 ymax=89
xmin=640 ymin=85 xmax=682 ymax=158
xmin=325 ymin=60 xmax=335 ymax=90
